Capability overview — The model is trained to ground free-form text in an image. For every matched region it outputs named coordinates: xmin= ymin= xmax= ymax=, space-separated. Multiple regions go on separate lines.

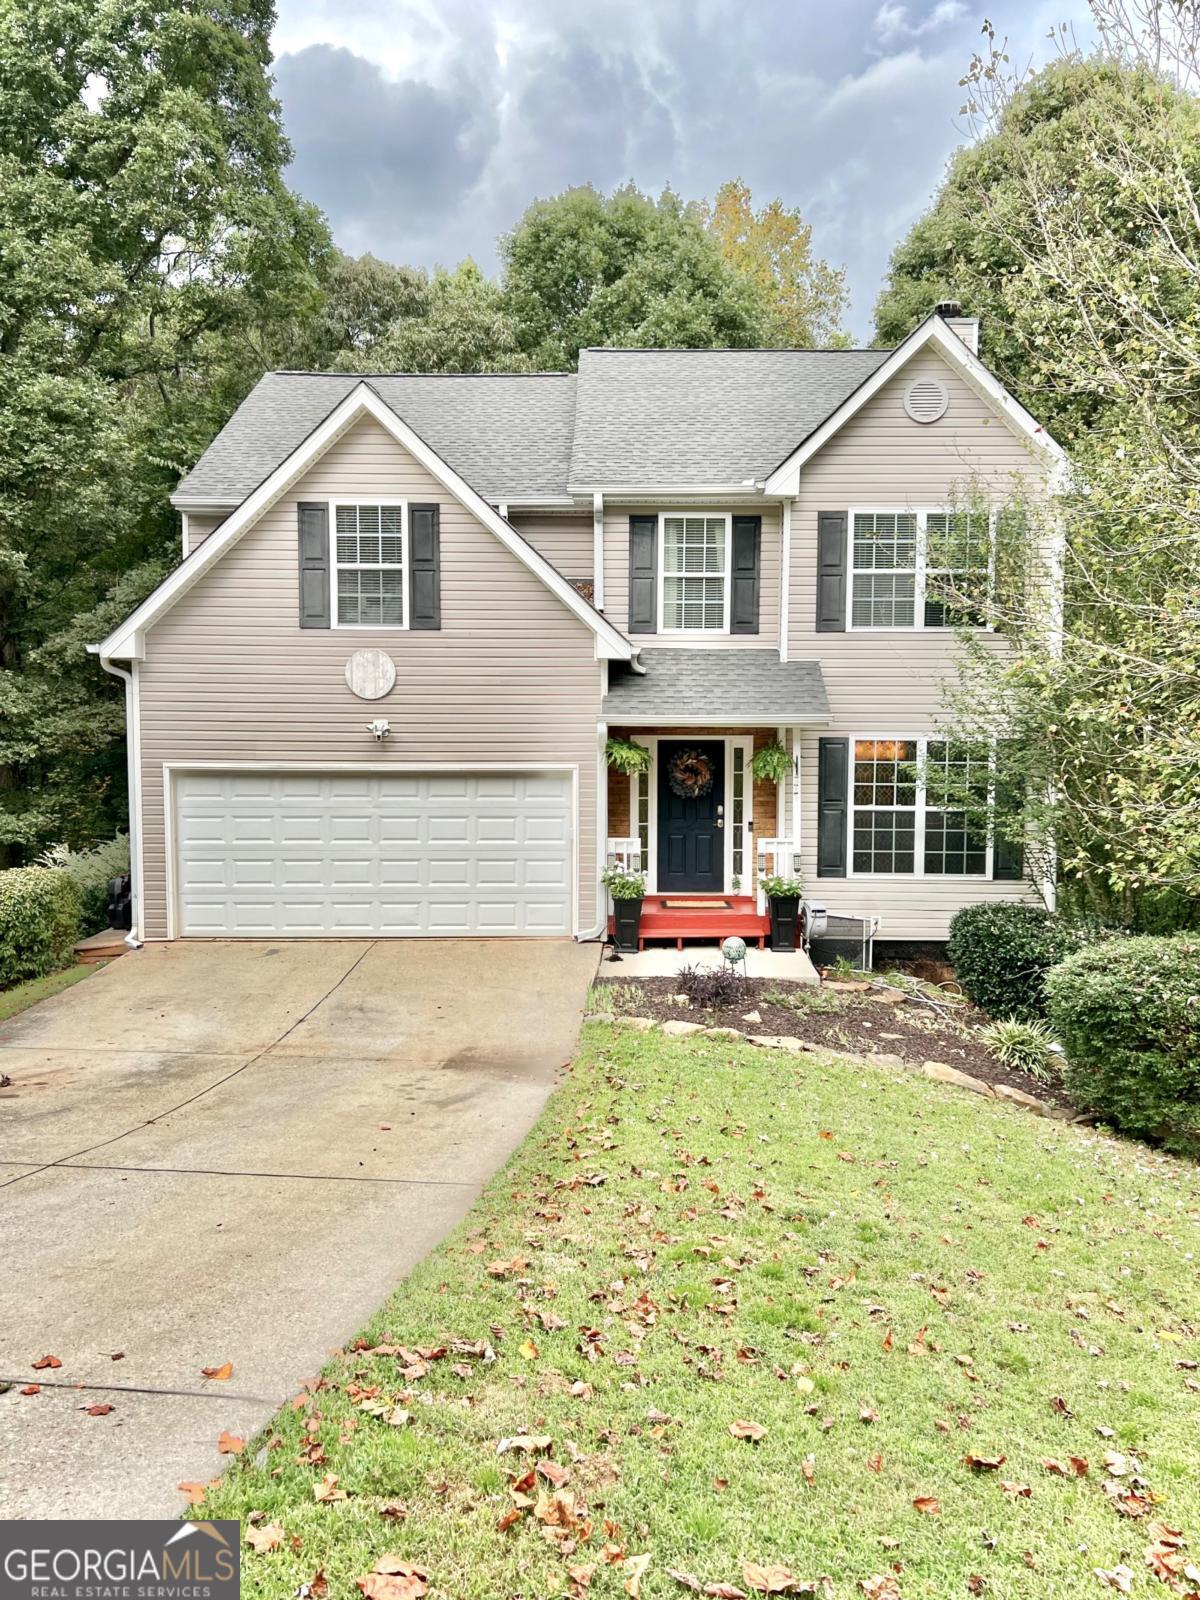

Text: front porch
xmin=609 ymin=890 xmax=770 ymax=951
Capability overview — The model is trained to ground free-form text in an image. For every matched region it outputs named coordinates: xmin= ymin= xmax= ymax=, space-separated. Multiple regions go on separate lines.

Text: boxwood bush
xmin=1046 ymin=935 xmax=1200 ymax=1158
xmin=0 ymin=867 xmax=82 ymax=987
xmin=947 ymin=902 xmax=1084 ymax=1020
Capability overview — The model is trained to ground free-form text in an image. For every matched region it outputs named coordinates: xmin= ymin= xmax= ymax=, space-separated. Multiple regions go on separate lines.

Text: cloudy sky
xmin=270 ymin=0 xmax=1093 ymax=339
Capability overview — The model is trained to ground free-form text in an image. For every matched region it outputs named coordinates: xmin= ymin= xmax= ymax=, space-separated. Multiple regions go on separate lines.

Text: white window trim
xmin=626 ymin=733 xmax=753 ymax=893
xmin=657 ymin=511 xmax=732 ymax=635
xmin=846 ymin=506 xmax=994 ymax=633
xmin=847 ymin=734 xmax=994 ymax=881
xmin=330 ymin=497 xmax=409 ymax=631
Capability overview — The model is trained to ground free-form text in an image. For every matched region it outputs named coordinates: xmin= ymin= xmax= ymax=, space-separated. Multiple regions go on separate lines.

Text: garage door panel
xmin=174 ymin=771 xmax=573 ymax=937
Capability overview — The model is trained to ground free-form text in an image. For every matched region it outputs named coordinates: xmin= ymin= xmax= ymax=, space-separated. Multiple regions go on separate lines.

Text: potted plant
xmin=761 ymin=872 xmax=804 ymax=952
xmin=605 ymin=736 xmax=653 ymax=777
xmin=751 ymin=741 xmax=793 ymax=784
xmin=602 ymin=865 xmax=647 ymax=952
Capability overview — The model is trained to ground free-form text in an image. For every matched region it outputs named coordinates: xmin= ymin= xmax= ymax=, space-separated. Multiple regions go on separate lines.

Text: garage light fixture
xmin=366 ymin=718 xmax=391 ymax=741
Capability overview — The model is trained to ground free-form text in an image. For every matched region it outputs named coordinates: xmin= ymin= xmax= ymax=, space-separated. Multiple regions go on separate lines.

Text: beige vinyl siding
xmin=137 ymin=416 xmax=604 ymax=940
xmin=509 ymin=514 xmax=593 ymax=580
xmin=787 ymin=348 xmax=1048 ymax=939
xmin=184 ymin=513 xmax=226 ymax=555
xmin=602 ymin=504 xmax=782 ymax=645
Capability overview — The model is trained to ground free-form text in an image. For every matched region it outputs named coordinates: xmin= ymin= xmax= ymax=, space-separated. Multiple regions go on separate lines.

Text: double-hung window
xmin=849 ymin=509 xmax=991 ymax=630
xmin=851 ymin=737 xmax=990 ymax=877
xmin=334 ymin=502 xmax=407 ymax=628
xmin=659 ymin=513 xmax=730 ymax=632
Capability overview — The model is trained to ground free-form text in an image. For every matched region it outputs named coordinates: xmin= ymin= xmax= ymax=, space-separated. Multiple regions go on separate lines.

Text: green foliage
xmin=601 ymin=867 xmax=646 ymax=901
xmin=750 ymin=742 xmax=792 ymax=784
xmin=948 ymin=903 xmax=1085 ymax=1020
xmin=977 ymin=1016 xmax=1062 ymax=1084
xmin=39 ymin=833 xmax=128 ymax=936
xmin=761 ymin=874 xmax=804 ymax=900
xmin=1047 ymin=935 xmax=1200 ymax=1156
xmin=761 ymin=983 xmax=849 ymax=1016
xmin=500 ymin=183 xmax=780 ymax=369
xmin=0 ymin=867 xmax=81 ymax=986
xmin=0 ymin=0 xmax=329 ymax=861
xmin=605 ymin=736 xmax=652 ymax=777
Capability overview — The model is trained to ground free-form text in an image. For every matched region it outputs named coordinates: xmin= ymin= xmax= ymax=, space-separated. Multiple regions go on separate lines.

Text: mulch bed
xmin=591 ymin=973 xmax=1076 ymax=1111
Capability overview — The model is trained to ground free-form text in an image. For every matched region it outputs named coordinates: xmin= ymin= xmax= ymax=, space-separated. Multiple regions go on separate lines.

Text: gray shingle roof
xmin=174 ymin=371 xmax=578 ymax=506
xmin=604 ymin=650 xmax=830 ymax=724
xmin=569 ymin=347 xmax=890 ymax=491
xmin=172 ymin=347 xmax=891 ymax=508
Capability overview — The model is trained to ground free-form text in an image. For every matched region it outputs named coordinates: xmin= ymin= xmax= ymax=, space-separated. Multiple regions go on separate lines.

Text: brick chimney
xmin=935 ymin=299 xmax=979 ymax=355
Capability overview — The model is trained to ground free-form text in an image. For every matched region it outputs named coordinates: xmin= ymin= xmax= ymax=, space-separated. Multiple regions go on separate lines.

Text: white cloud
xmin=874 ymin=0 xmax=967 ymax=45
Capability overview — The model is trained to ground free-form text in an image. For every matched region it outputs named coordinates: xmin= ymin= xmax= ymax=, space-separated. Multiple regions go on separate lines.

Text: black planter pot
xmin=611 ymin=896 xmax=644 ymax=953
xmin=768 ymin=894 xmax=801 ymax=952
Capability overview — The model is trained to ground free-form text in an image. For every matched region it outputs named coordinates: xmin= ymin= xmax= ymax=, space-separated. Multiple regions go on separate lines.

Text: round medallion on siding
xmin=344 ymin=648 xmax=396 ymax=701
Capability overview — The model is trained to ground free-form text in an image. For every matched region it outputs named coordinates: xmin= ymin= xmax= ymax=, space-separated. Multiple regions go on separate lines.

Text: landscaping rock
xmin=993 ymin=1083 xmax=1050 ymax=1115
xmin=621 ymin=1016 xmax=658 ymax=1031
xmin=923 ymin=1061 xmax=995 ymax=1096
xmin=741 ymin=1010 xmax=762 ymax=1024
xmin=826 ymin=980 xmax=872 ymax=993
xmin=747 ymin=1034 xmax=820 ymax=1054
xmin=587 ymin=1011 xmax=616 ymax=1024
xmin=866 ymin=1052 xmax=908 ymax=1069
xmin=868 ymin=989 xmax=909 ymax=1004
xmin=661 ymin=1019 xmax=705 ymax=1038
xmin=704 ymin=1027 xmax=742 ymax=1039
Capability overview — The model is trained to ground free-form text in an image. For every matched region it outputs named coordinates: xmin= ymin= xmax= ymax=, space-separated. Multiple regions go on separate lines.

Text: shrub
xmin=676 ymin=963 xmax=742 ymax=1009
xmin=947 ymin=903 xmax=1085 ymax=1020
xmin=0 ymin=867 xmax=82 ymax=987
xmin=39 ymin=834 xmax=129 ymax=936
xmin=978 ymin=1017 xmax=1063 ymax=1084
xmin=1046 ymin=935 xmax=1200 ymax=1157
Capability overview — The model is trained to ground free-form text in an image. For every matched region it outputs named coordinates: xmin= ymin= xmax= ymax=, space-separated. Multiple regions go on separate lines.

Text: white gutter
xmin=629 ymin=649 xmax=647 ymax=675
xmin=87 ymin=646 xmax=143 ymax=947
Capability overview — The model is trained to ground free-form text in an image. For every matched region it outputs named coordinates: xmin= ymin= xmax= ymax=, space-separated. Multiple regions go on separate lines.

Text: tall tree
xmin=703 ymin=179 xmax=848 ymax=346
xmin=499 ymin=183 xmax=778 ymax=369
xmin=0 ymin=0 xmax=328 ymax=859
xmin=343 ymin=261 xmax=532 ymax=374
xmin=902 ymin=8 xmax=1200 ymax=928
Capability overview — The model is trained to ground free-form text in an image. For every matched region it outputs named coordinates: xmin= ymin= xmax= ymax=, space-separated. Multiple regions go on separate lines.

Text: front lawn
xmin=200 ymin=1024 xmax=1200 ymax=1599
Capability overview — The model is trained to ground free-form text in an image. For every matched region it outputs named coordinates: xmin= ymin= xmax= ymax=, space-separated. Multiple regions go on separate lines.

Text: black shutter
xmin=628 ymin=515 xmax=657 ymax=633
xmin=817 ymin=737 xmax=849 ymax=877
xmin=992 ymin=742 xmax=1025 ymax=880
xmin=730 ymin=515 xmax=761 ymax=634
xmin=816 ymin=511 xmax=847 ymax=632
xmin=409 ymin=503 xmax=441 ymax=630
xmin=297 ymin=502 xmax=330 ymax=628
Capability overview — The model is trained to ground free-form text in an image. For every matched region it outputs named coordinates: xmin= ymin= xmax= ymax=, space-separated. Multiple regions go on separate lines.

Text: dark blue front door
xmin=658 ymin=740 xmax=725 ymax=893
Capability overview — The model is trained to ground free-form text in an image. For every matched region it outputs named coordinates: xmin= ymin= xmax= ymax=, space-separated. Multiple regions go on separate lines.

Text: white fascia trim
xmin=574 ymin=484 xmax=773 ymax=497
xmin=608 ymin=712 xmax=832 ymax=728
xmin=170 ymin=498 xmax=239 ymax=515
xmin=763 ymin=317 xmax=1065 ymax=496
xmin=102 ymin=383 xmax=633 ymax=662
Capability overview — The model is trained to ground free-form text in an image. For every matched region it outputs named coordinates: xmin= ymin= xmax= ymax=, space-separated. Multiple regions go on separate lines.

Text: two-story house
xmin=93 ymin=306 xmax=1061 ymax=952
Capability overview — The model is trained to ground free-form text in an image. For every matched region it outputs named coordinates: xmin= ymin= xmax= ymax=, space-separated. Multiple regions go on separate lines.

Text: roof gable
xmin=99 ymin=383 xmax=631 ymax=661
xmin=763 ymin=316 xmax=1064 ymax=494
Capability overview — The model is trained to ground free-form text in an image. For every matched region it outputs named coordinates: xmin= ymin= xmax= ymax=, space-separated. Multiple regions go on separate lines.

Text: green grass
xmin=0 ymin=962 xmax=93 ymax=1022
xmin=201 ymin=1024 xmax=1200 ymax=1598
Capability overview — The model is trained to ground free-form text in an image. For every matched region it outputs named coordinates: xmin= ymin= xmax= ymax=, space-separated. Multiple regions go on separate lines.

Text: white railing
xmin=755 ymin=837 xmax=801 ymax=915
xmin=606 ymin=837 xmax=643 ymax=873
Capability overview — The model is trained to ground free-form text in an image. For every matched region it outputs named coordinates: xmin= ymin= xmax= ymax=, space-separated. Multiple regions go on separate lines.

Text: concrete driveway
xmin=0 ymin=938 xmax=596 ymax=1518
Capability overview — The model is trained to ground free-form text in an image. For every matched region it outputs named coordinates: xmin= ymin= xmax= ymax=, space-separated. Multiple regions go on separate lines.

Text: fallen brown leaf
xmin=356 ymin=1556 xmax=428 ymax=1600
xmin=860 ymin=1578 xmax=902 ymax=1600
xmin=217 ymin=1431 xmax=245 ymax=1454
xmin=913 ymin=1495 xmax=941 ymax=1515
xmin=312 ymin=1474 xmax=348 ymax=1503
xmin=82 ymin=1403 xmax=114 ymax=1417
xmin=963 ymin=1454 xmax=1006 ymax=1472
xmin=297 ymin=1569 xmax=328 ymax=1599
xmin=31 ymin=1355 xmax=61 ymax=1371
xmin=624 ymin=1552 xmax=651 ymax=1598
xmin=729 ymin=1420 xmax=767 ymax=1443
xmin=742 ymin=1563 xmax=818 ymax=1593
xmin=202 ymin=1362 xmax=234 ymax=1381
xmin=177 ymin=1481 xmax=210 ymax=1505
xmin=1000 ymin=1481 xmax=1032 ymax=1499
xmin=19 ymin=1385 xmax=39 ymax=1396
xmin=245 ymin=1524 xmax=285 ymax=1555
xmin=1092 ymin=1566 xmax=1133 ymax=1594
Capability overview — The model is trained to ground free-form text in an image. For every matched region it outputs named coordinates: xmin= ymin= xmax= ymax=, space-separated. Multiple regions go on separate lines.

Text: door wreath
xmin=668 ymin=746 xmax=715 ymax=799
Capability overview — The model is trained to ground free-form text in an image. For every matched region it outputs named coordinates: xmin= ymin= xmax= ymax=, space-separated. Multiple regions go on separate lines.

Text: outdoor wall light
xmin=366 ymin=718 xmax=391 ymax=741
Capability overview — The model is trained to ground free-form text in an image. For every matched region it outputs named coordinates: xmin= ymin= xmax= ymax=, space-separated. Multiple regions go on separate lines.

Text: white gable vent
xmin=904 ymin=377 xmax=949 ymax=424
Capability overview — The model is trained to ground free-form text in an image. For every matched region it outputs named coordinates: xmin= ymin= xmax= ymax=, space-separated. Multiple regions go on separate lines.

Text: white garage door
xmin=173 ymin=770 xmax=574 ymax=937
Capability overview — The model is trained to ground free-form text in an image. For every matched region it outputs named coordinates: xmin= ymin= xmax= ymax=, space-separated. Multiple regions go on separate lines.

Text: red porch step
xmin=608 ymin=894 xmax=770 ymax=951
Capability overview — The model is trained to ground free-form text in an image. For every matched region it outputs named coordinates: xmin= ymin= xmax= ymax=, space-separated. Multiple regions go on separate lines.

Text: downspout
xmin=88 ymin=647 xmax=143 ymax=947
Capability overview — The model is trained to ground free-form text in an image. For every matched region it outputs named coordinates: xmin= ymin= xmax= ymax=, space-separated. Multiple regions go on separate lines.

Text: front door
xmin=657 ymin=740 xmax=725 ymax=893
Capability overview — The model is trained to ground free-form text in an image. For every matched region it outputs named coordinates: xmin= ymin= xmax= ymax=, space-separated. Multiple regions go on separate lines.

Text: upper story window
xmin=659 ymin=513 xmax=730 ymax=632
xmin=850 ymin=508 xmax=991 ymax=630
xmin=334 ymin=502 xmax=406 ymax=628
